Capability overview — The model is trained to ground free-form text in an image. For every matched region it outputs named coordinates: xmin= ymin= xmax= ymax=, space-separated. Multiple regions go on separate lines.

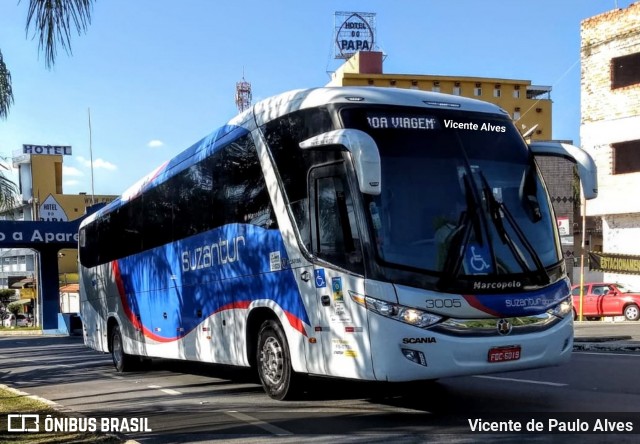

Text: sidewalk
xmin=573 ymin=320 xmax=640 ymax=352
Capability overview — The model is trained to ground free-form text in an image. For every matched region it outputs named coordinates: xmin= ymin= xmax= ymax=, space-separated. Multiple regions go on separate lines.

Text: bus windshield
xmin=340 ymin=106 xmax=561 ymax=280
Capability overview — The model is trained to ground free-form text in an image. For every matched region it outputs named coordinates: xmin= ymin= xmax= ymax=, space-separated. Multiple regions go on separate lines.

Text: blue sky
xmin=0 ymin=0 xmax=634 ymax=196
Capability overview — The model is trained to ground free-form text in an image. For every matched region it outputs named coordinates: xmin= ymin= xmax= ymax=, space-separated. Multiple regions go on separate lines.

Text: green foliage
xmin=0 ymin=288 xmax=16 ymax=299
xmin=7 ymin=302 xmax=21 ymax=315
xmin=0 ymin=0 xmax=96 ymax=119
xmin=0 ymin=49 xmax=13 ymax=120
xmin=24 ymin=0 xmax=95 ymax=69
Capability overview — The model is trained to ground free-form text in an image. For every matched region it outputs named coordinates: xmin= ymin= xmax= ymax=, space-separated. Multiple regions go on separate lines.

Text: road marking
xmin=226 ymin=410 xmax=293 ymax=436
xmin=148 ymin=384 xmax=181 ymax=395
xmin=473 ymin=375 xmax=567 ymax=387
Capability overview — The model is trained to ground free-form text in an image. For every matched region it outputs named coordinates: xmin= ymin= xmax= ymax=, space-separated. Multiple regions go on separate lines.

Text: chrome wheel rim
xmin=260 ymin=336 xmax=283 ymax=385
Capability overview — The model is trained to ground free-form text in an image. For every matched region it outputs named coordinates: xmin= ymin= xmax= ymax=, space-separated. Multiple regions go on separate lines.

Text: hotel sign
xmin=23 ymin=144 xmax=72 ymax=155
xmin=334 ymin=11 xmax=376 ymax=59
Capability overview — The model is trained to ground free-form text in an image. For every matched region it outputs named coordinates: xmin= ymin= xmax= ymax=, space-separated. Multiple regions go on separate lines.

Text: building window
xmin=493 ymin=88 xmax=501 ymax=98
xmin=611 ymin=52 xmax=640 ymax=89
xmin=513 ymin=85 xmax=520 ymax=98
xmin=452 ymin=86 xmax=461 ymax=95
xmin=612 ymin=139 xmax=640 ymax=174
xmin=513 ymin=111 xmax=521 ymax=120
xmin=432 ymin=86 xmax=441 ymax=93
xmin=411 ymin=80 xmax=419 ymax=90
xmin=474 ymin=87 xmax=482 ymax=96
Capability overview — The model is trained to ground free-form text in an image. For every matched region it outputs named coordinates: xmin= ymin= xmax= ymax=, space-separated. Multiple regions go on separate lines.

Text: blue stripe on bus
xmin=115 ymin=223 xmax=310 ymax=340
xmin=462 ymin=279 xmax=570 ymax=317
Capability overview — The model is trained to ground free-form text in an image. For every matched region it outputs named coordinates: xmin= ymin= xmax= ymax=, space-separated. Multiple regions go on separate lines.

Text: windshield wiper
xmin=520 ymin=160 xmax=542 ymax=222
xmin=440 ymin=173 xmax=487 ymax=281
xmin=477 ymin=170 xmax=549 ymax=284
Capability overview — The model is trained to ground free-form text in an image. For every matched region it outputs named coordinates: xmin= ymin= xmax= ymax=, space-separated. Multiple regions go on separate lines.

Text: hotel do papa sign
xmin=334 ymin=11 xmax=376 ymax=59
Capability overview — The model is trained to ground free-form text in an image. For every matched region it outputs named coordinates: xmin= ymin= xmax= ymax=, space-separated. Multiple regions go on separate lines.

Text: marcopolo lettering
xmin=473 ymin=280 xmax=522 ymax=290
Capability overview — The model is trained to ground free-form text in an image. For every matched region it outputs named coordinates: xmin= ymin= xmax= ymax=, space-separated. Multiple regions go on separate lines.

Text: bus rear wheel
xmin=111 ymin=325 xmax=137 ymax=372
xmin=257 ymin=320 xmax=301 ymax=400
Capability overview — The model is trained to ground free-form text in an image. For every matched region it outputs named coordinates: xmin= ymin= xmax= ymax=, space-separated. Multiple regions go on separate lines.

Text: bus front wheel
xmin=257 ymin=319 xmax=301 ymax=400
xmin=111 ymin=325 xmax=137 ymax=372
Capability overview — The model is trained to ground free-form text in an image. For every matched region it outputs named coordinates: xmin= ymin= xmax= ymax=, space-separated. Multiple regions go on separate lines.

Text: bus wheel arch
xmin=247 ymin=308 xmax=305 ymax=400
xmin=107 ymin=318 xmax=137 ymax=372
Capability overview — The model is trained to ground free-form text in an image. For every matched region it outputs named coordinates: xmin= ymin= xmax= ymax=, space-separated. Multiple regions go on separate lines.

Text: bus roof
xmin=249 ymin=86 xmax=506 ymax=128
xmin=81 ymin=87 xmax=507 ymax=227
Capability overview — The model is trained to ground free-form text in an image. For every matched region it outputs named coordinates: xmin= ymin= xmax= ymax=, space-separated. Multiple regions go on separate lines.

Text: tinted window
xmin=262 ymin=107 xmax=337 ymax=252
xmin=80 ymin=133 xmax=276 ymax=267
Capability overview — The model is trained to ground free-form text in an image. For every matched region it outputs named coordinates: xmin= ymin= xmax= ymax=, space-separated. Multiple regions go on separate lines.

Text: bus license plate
xmin=488 ymin=346 xmax=521 ymax=363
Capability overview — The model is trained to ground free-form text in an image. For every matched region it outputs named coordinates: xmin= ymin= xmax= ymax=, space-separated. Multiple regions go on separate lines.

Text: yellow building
xmin=0 ymin=149 xmax=116 ymax=289
xmin=327 ymin=51 xmax=552 ymax=140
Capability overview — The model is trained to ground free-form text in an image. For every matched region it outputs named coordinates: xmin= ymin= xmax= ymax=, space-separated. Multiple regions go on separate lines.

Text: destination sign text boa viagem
xmin=589 ymin=251 xmax=640 ymax=275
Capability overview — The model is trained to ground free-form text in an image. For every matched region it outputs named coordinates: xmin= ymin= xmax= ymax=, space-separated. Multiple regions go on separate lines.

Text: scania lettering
xmin=79 ymin=87 xmax=597 ymax=400
xmin=403 ymin=337 xmax=437 ymax=344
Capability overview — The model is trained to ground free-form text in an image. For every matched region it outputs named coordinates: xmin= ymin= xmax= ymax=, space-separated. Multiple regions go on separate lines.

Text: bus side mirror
xmin=299 ymin=129 xmax=381 ymax=195
xmin=528 ymin=141 xmax=598 ymax=200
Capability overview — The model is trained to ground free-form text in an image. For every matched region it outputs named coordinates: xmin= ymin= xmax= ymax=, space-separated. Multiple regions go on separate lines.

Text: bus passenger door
xmin=309 ymin=163 xmax=372 ymax=379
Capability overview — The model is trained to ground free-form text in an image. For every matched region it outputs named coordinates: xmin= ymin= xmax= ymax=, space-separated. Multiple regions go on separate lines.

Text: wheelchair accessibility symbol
xmin=464 ymin=243 xmax=493 ymax=274
xmin=315 ymin=269 xmax=327 ymax=288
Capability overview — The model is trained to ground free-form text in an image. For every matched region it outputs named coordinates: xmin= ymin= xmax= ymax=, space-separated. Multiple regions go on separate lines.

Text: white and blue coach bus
xmin=79 ymin=87 xmax=597 ymax=400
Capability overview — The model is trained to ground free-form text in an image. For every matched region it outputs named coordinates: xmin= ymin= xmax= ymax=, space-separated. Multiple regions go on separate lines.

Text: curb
xmin=573 ymin=336 xmax=640 ymax=352
xmin=0 ymin=330 xmax=43 ymax=336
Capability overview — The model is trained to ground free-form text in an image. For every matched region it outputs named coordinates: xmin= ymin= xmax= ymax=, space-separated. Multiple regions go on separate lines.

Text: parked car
xmin=571 ymin=283 xmax=640 ymax=321
xmin=2 ymin=313 xmax=31 ymax=328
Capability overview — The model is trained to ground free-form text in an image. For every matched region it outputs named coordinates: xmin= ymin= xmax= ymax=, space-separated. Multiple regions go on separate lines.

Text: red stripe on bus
xmin=462 ymin=294 xmax=503 ymax=317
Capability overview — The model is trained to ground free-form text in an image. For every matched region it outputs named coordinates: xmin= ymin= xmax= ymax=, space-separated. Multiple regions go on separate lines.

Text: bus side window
xmin=290 ymin=198 xmax=311 ymax=252
xmin=314 ymin=173 xmax=363 ymax=273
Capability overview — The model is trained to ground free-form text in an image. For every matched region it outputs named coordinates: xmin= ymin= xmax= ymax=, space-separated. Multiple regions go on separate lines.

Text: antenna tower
xmin=235 ymin=71 xmax=252 ymax=113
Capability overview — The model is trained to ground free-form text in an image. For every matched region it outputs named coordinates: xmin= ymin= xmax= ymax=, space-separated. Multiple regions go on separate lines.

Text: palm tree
xmin=0 ymin=50 xmax=13 ymax=121
xmin=0 ymin=0 xmax=95 ymax=209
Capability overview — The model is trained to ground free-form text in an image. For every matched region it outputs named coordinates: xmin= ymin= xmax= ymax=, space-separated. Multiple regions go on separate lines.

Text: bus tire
xmin=111 ymin=325 xmax=137 ymax=372
xmin=257 ymin=319 xmax=301 ymax=400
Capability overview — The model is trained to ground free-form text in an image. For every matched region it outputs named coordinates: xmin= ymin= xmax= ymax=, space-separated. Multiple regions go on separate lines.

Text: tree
xmin=0 ymin=0 xmax=95 ymax=208
xmin=0 ymin=288 xmax=16 ymax=314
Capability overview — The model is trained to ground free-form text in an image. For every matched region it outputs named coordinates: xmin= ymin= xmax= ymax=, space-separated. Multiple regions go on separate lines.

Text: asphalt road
xmin=1 ymin=330 xmax=640 ymax=443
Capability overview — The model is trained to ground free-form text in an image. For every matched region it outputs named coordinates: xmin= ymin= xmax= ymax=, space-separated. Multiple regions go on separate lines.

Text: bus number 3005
xmin=425 ymin=299 xmax=462 ymax=309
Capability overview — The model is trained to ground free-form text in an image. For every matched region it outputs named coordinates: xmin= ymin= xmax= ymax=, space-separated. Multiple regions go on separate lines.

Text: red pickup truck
xmin=571 ymin=282 xmax=640 ymax=321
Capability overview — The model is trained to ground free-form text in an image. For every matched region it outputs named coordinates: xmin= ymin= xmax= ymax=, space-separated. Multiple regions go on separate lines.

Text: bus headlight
xmin=549 ymin=298 xmax=572 ymax=318
xmin=350 ymin=292 xmax=442 ymax=328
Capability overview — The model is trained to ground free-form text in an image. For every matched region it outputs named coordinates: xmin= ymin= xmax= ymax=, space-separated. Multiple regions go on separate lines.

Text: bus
xmin=79 ymin=87 xmax=597 ymax=400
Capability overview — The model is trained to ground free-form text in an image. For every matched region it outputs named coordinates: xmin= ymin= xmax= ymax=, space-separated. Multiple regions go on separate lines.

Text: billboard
xmin=334 ymin=11 xmax=376 ymax=59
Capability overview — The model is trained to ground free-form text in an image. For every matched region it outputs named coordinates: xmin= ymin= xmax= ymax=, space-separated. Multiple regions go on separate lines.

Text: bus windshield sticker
xmin=269 ymin=251 xmax=282 ymax=271
xmin=332 ymin=277 xmax=344 ymax=302
xmin=366 ymin=113 xmax=440 ymax=130
xmin=464 ymin=241 xmax=493 ymax=275
xmin=314 ymin=269 xmax=327 ymax=288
